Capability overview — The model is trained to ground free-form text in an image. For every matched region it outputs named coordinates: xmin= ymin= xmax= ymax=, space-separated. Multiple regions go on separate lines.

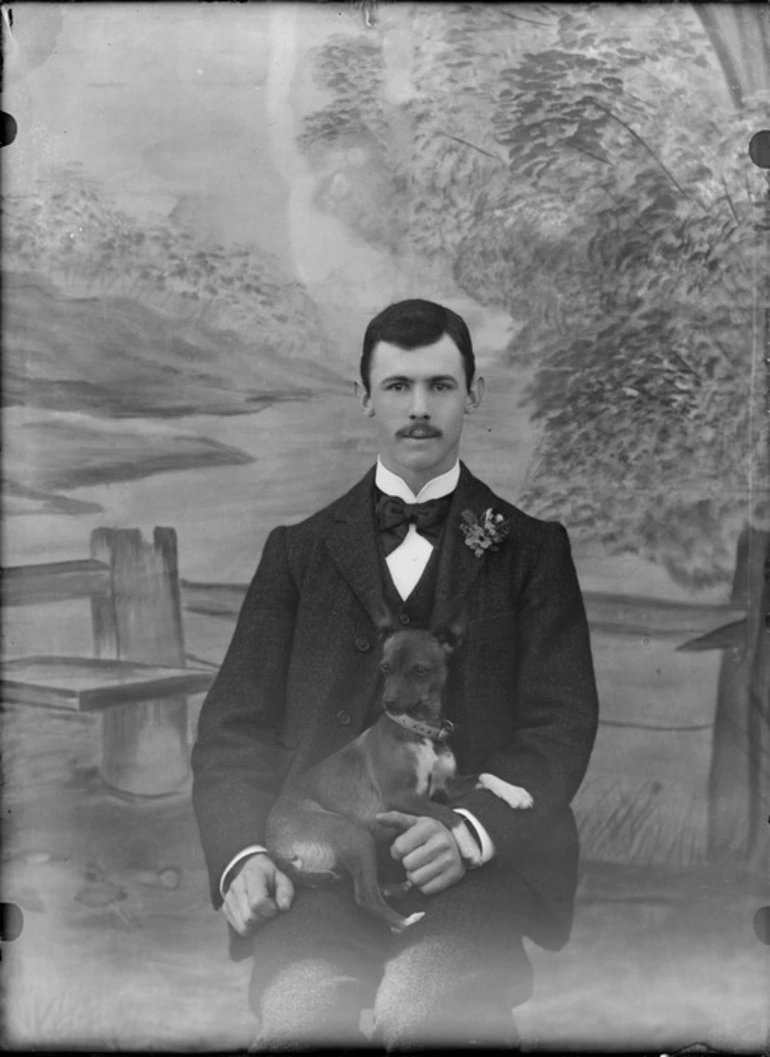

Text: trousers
xmin=248 ymin=862 xmax=537 ymax=1050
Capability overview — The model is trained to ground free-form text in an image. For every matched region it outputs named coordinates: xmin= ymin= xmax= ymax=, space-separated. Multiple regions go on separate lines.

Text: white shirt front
xmin=375 ymin=459 xmax=460 ymax=601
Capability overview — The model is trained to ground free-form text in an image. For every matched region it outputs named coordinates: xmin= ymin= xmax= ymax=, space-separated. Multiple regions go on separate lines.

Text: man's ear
xmin=464 ymin=375 xmax=485 ymax=415
xmin=354 ymin=379 xmax=375 ymax=417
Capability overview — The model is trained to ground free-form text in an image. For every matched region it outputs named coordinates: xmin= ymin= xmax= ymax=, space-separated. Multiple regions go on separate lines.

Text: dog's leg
xmin=269 ymin=802 xmax=422 ymax=932
xmin=266 ymin=799 xmax=346 ymax=883
xmin=334 ymin=819 xmax=424 ymax=933
xmin=477 ymin=773 xmax=534 ymax=809
xmin=440 ymin=773 xmax=482 ymax=800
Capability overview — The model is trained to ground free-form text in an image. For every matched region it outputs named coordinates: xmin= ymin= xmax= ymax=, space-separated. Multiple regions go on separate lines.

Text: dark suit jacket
xmin=191 ymin=463 xmax=599 ymax=957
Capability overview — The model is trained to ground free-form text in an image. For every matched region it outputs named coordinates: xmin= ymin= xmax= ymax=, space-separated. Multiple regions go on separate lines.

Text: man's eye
xmin=413 ymin=666 xmax=428 ymax=677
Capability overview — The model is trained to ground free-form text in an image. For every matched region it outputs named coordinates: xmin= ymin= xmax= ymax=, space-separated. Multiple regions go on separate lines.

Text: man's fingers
xmin=253 ymin=895 xmax=280 ymax=921
xmin=235 ymin=876 xmax=270 ymax=920
xmin=407 ymin=852 xmax=466 ymax=894
xmin=390 ymin=823 xmax=434 ymax=860
xmin=223 ymin=894 xmax=268 ymax=936
xmin=376 ymin=810 xmax=418 ymax=833
xmin=226 ymin=887 xmax=278 ymax=934
xmin=392 ymin=820 xmax=449 ymax=860
xmin=274 ymin=869 xmax=295 ymax=912
xmin=405 ymin=860 xmax=445 ymax=888
xmin=415 ymin=871 xmax=459 ymax=896
xmin=222 ymin=900 xmax=242 ymax=933
xmin=221 ymin=857 xmax=296 ymax=935
xmin=401 ymin=839 xmax=446 ymax=873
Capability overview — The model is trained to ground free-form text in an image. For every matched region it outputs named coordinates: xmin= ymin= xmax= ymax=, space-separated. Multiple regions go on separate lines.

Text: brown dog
xmin=265 ymin=621 xmax=533 ymax=932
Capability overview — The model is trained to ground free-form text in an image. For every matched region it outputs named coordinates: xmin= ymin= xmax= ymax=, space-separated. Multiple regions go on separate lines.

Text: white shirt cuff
xmin=219 ymin=845 xmax=268 ymax=899
xmin=453 ymin=808 xmax=496 ymax=865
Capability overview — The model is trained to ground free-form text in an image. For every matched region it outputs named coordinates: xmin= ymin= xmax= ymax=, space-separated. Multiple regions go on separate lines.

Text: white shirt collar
xmin=375 ymin=457 xmax=460 ymax=503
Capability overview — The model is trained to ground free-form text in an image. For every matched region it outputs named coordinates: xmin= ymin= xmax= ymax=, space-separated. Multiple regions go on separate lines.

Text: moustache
xmin=398 ymin=425 xmax=442 ymax=439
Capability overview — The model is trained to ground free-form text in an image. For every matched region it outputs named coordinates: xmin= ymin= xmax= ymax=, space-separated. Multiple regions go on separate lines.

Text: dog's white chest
xmin=411 ymin=739 xmax=439 ymax=796
xmin=410 ymin=739 xmax=456 ymax=797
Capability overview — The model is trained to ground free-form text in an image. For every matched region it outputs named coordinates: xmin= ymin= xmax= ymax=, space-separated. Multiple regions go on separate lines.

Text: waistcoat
xmin=368 ymin=522 xmax=461 ymax=726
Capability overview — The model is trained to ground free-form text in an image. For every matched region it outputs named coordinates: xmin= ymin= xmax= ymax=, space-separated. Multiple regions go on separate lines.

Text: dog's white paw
xmin=478 ymin=773 xmax=534 ymax=810
xmin=391 ymin=911 xmax=425 ymax=933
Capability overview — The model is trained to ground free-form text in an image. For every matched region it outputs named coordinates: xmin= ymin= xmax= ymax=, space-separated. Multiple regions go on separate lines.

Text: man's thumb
xmin=376 ymin=810 xmax=418 ymax=833
xmin=274 ymin=870 xmax=295 ymax=911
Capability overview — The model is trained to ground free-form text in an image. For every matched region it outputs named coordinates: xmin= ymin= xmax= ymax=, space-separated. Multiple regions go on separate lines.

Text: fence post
xmin=707 ymin=526 xmax=770 ymax=861
xmin=90 ymin=527 xmax=190 ymax=796
xmin=748 ymin=531 xmax=770 ymax=874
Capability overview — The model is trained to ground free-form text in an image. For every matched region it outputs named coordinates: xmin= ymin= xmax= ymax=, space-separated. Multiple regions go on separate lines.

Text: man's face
xmin=358 ymin=334 xmax=484 ymax=493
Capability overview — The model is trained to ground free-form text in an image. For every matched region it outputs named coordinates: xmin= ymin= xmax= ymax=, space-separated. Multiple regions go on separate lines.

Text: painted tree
xmin=299 ymin=3 xmax=766 ymax=577
xmin=690 ymin=4 xmax=770 ymax=868
xmin=297 ymin=2 xmax=769 ymax=861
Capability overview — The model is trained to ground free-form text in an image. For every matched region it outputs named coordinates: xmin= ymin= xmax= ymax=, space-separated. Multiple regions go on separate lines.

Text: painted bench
xmin=2 ymin=527 xmax=216 ymax=797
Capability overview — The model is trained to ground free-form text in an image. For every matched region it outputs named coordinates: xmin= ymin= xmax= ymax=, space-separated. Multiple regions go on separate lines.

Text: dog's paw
xmin=478 ymin=773 xmax=534 ymax=810
xmin=390 ymin=911 xmax=425 ymax=934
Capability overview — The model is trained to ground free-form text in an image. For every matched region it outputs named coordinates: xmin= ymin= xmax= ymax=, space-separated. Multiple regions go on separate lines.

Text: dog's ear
xmin=431 ymin=607 xmax=467 ymax=656
xmin=371 ymin=602 xmax=396 ymax=641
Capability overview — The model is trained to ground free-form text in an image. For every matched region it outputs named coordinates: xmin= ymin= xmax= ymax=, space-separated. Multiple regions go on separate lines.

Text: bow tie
xmin=375 ymin=493 xmax=452 ymax=556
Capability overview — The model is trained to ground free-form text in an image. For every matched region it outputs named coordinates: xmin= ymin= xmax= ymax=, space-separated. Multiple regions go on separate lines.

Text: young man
xmin=191 ymin=299 xmax=599 ymax=1049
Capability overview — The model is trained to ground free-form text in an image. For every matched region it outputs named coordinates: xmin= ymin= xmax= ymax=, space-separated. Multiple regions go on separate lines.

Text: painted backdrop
xmin=2 ymin=2 xmax=769 ymax=1051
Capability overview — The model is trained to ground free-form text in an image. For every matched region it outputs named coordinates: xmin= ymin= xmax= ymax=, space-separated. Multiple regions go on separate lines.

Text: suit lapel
xmin=325 ymin=467 xmax=389 ymax=627
xmin=325 ymin=462 xmax=500 ymax=628
xmin=433 ymin=462 xmax=497 ymax=624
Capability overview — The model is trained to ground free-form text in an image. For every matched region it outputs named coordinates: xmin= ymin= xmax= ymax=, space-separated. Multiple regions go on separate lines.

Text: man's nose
xmin=408 ymin=386 xmax=430 ymax=418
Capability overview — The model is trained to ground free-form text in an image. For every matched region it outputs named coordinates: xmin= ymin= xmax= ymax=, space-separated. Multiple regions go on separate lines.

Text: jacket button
xmin=335 ymin=709 xmax=352 ymax=726
xmin=399 ymin=613 xmax=411 ymax=626
xmin=355 ymin=636 xmax=370 ymax=652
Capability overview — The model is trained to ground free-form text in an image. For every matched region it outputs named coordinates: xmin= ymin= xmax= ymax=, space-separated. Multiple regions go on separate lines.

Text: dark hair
xmin=360 ymin=299 xmax=475 ymax=393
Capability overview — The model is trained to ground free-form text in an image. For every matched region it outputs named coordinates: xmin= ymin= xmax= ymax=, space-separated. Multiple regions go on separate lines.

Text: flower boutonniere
xmin=460 ymin=507 xmax=512 ymax=558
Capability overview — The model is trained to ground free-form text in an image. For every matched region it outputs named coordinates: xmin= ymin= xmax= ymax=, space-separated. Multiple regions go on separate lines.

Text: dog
xmin=265 ymin=619 xmax=533 ymax=932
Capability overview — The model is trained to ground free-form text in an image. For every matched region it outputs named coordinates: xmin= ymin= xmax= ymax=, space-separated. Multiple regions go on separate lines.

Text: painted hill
xmin=3 ymin=406 xmax=258 ymax=517
xmin=3 ymin=271 xmax=344 ymax=419
xmin=3 ymin=167 xmax=350 ymax=419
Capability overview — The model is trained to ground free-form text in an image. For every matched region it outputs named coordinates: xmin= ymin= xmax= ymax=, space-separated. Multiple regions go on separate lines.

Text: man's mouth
xmin=399 ymin=426 xmax=441 ymax=439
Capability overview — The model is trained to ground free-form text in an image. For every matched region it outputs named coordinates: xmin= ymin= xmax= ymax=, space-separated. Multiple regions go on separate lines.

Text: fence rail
xmin=5 ymin=562 xmax=746 ymax=646
xmin=178 ymin=579 xmax=746 ymax=645
xmin=3 ymin=526 xmax=763 ymax=866
xmin=3 ymin=559 xmax=112 ymax=606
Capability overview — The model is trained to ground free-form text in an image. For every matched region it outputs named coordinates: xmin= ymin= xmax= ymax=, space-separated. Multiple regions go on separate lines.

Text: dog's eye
xmin=380 ymin=662 xmax=391 ymax=673
xmin=412 ymin=666 xmax=428 ymax=677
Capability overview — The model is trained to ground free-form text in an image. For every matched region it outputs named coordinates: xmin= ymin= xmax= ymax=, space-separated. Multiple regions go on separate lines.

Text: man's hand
xmin=376 ymin=811 xmax=466 ymax=895
xmin=222 ymin=853 xmax=294 ymax=936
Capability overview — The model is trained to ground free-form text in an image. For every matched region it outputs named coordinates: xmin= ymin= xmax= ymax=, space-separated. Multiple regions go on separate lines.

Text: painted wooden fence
xmin=3 ymin=525 xmax=767 ymax=867
xmin=3 ymin=528 xmax=215 ymax=797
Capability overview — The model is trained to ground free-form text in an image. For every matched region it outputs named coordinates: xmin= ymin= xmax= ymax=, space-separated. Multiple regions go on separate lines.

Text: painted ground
xmin=1 ymin=701 xmax=767 ymax=1053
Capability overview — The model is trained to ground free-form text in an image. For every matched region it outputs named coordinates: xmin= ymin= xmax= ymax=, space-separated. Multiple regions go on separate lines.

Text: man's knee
xmin=373 ymin=925 xmax=533 ymax=1048
xmin=250 ymin=955 xmax=374 ymax=1046
xmin=247 ymin=886 xmax=385 ymax=1047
